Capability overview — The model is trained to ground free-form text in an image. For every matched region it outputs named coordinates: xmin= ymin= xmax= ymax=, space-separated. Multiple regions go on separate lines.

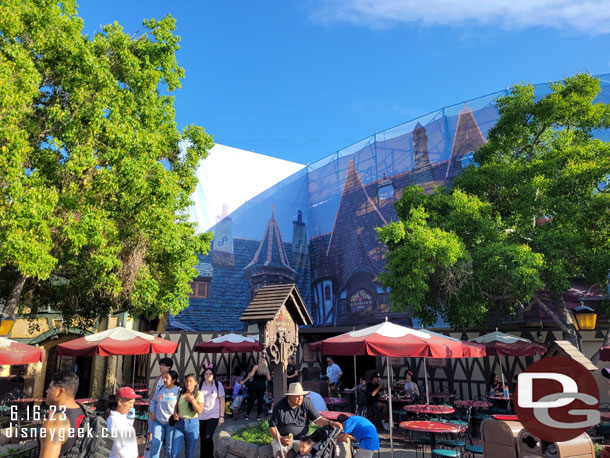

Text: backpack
xmin=63 ymin=403 xmax=112 ymax=458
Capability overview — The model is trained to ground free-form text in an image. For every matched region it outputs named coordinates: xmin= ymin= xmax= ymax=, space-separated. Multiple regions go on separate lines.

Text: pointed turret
xmin=291 ymin=210 xmax=308 ymax=267
xmin=327 ymin=160 xmax=387 ymax=293
xmin=245 ymin=207 xmax=296 ymax=297
xmin=446 ymin=108 xmax=485 ymax=178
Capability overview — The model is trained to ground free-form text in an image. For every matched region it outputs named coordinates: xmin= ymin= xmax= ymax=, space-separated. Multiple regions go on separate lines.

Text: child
xmin=264 ymin=387 xmax=273 ymax=414
xmin=230 ymin=377 xmax=247 ymax=420
xmin=295 ymin=436 xmax=314 ymax=458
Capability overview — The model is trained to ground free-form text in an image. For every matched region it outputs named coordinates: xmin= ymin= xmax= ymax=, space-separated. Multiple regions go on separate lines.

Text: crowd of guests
xmin=37 ymin=355 xmax=384 ymax=458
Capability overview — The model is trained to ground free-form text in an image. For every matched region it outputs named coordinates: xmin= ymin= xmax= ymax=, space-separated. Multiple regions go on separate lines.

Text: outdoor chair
xmin=597 ymin=422 xmax=610 ymax=444
xmin=431 ymin=448 xmax=461 ymax=457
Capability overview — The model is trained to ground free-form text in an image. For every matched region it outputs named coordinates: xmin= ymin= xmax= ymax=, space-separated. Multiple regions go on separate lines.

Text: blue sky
xmin=77 ymin=0 xmax=610 ymax=165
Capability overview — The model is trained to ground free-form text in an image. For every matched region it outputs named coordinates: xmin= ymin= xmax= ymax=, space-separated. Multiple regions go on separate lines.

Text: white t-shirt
xmin=198 ymin=380 xmax=226 ymax=421
xmin=107 ymin=410 xmax=138 ymax=458
xmin=326 ymin=364 xmax=343 ymax=384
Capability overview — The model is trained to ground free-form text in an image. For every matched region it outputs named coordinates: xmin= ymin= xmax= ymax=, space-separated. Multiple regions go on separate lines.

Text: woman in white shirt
xmin=198 ymin=363 xmax=225 ymax=458
xmin=107 ymin=387 xmax=141 ymax=458
xmin=150 ymin=370 xmax=180 ymax=458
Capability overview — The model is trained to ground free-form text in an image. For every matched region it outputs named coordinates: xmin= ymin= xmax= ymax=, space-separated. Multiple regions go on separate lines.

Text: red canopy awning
xmin=313 ymin=321 xmax=485 ymax=358
xmin=194 ymin=333 xmax=262 ymax=353
xmin=56 ymin=327 xmax=177 ymax=357
xmin=469 ymin=331 xmax=547 ymax=357
xmin=0 ymin=337 xmax=45 ymax=365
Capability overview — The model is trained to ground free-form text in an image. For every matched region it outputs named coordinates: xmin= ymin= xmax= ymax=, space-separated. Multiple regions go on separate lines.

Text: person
xmin=402 ymin=370 xmax=420 ymax=398
xmin=107 ymin=387 xmax=141 ymax=458
xmin=487 ymin=374 xmax=503 ymax=396
xmin=325 ymin=357 xmax=343 ymax=394
xmin=148 ymin=357 xmax=173 ymax=444
xmin=292 ymin=435 xmax=314 ymax=458
xmin=198 ymin=363 xmax=225 ymax=458
xmin=149 ymin=370 xmax=180 ymax=458
xmin=365 ymin=373 xmax=389 ymax=430
xmin=306 ymin=391 xmax=327 ymax=412
xmin=336 ymin=414 xmax=379 ymax=458
xmin=268 ymin=382 xmax=342 ymax=458
xmin=287 ymin=355 xmax=300 ymax=383
xmin=245 ymin=357 xmax=270 ymax=421
xmin=40 ymin=371 xmax=85 ymax=458
xmin=230 ymin=374 xmax=247 ymax=420
xmin=171 ymin=373 xmax=204 ymax=458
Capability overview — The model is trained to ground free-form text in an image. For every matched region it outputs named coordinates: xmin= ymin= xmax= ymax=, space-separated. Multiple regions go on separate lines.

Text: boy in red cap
xmin=107 ymin=387 xmax=141 ymax=458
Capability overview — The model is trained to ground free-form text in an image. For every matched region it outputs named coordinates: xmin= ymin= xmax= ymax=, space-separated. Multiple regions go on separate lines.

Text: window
xmin=188 ymin=281 xmax=209 ymax=298
xmin=324 ymin=285 xmax=331 ymax=301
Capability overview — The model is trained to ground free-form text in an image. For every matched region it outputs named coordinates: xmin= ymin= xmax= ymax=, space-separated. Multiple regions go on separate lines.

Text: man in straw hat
xmin=268 ymin=382 xmax=343 ymax=457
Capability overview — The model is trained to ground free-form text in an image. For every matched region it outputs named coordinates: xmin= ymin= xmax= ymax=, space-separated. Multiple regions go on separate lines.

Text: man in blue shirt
xmin=336 ymin=414 xmax=379 ymax=458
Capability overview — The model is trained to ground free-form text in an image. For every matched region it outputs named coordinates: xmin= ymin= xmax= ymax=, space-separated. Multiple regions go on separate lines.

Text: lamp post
xmin=573 ymin=304 xmax=598 ymax=331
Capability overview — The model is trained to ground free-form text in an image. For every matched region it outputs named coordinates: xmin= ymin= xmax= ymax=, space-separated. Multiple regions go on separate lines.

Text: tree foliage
xmin=378 ymin=73 xmax=610 ymax=342
xmin=0 ymin=0 xmax=213 ymax=324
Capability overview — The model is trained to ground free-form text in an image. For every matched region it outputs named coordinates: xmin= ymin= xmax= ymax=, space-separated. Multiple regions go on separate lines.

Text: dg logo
xmin=514 ymin=356 xmax=600 ymax=442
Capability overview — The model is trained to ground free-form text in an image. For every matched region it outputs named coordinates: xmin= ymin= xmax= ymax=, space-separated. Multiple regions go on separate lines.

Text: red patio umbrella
xmin=598 ymin=346 xmax=610 ymax=361
xmin=317 ymin=321 xmax=485 ymax=358
xmin=470 ymin=330 xmax=547 ymax=392
xmin=194 ymin=333 xmax=262 ymax=353
xmin=469 ymin=330 xmax=547 ymax=356
xmin=0 ymin=337 xmax=45 ymax=365
xmin=57 ymin=327 xmax=177 ymax=356
xmin=314 ymin=319 xmax=485 ymax=458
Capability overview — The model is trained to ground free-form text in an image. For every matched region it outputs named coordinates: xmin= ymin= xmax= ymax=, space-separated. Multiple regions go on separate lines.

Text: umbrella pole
xmin=424 ymin=359 xmax=430 ymax=405
xmin=386 ymin=356 xmax=394 ymax=458
xmin=353 ymin=354 xmax=357 ymax=412
xmin=131 ymin=355 xmax=136 ymax=386
xmin=499 ymin=355 xmax=506 ymax=394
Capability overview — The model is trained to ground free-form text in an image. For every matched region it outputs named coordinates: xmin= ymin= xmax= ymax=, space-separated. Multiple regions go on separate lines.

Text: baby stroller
xmin=303 ymin=426 xmax=342 ymax=458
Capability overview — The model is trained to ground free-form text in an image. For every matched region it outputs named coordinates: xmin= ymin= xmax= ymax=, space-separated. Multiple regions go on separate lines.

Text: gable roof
xmin=544 ymin=340 xmax=597 ymax=371
xmin=240 ymin=284 xmax=313 ymax=326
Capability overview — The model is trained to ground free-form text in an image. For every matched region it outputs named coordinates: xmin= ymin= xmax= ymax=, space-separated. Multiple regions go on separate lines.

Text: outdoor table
xmin=379 ymin=395 xmax=413 ymax=404
xmin=320 ymin=411 xmax=354 ymax=420
xmin=399 ymin=420 xmax=465 ymax=451
xmin=491 ymin=414 xmax=518 ymax=421
xmin=403 ymin=404 xmax=455 ymax=415
xmin=488 ymin=395 xmax=512 ymax=412
xmin=453 ymin=400 xmax=492 ymax=409
xmin=601 ymin=412 xmax=610 ymax=421
xmin=133 ymin=388 xmax=148 ymax=394
xmin=134 ymin=399 xmax=150 ymax=406
xmin=75 ymin=398 xmax=98 ymax=405
xmin=324 ymin=397 xmax=349 ymax=412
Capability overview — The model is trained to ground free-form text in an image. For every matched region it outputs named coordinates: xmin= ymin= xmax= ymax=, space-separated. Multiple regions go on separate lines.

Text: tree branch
xmin=481 ymin=291 xmax=514 ymax=302
xmin=532 ymin=296 xmax=570 ymax=334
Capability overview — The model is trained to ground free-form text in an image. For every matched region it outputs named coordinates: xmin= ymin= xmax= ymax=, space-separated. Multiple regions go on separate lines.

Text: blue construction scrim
xmin=169 ymin=74 xmax=610 ymax=332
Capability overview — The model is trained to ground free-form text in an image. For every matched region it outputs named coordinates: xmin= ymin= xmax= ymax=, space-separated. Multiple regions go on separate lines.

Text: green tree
xmin=0 ymin=0 xmax=213 ymax=325
xmin=378 ymin=73 xmax=610 ymax=346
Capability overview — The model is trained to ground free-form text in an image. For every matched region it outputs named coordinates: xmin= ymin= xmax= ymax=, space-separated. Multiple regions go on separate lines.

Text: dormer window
xmin=188 ymin=280 xmax=209 ymax=298
xmin=377 ymin=173 xmax=395 ymax=200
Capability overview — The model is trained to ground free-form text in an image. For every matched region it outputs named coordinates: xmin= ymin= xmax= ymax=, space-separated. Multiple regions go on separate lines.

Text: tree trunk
xmin=533 ymin=295 xmax=579 ymax=349
xmin=553 ymin=296 xmax=580 ymax=349
xmin=2 ymin=273 xmax=26 ymax=318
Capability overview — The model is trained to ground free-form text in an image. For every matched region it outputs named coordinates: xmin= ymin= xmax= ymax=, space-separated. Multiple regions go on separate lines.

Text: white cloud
xmin=306 ymin=0 xmax=610 ymax=34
